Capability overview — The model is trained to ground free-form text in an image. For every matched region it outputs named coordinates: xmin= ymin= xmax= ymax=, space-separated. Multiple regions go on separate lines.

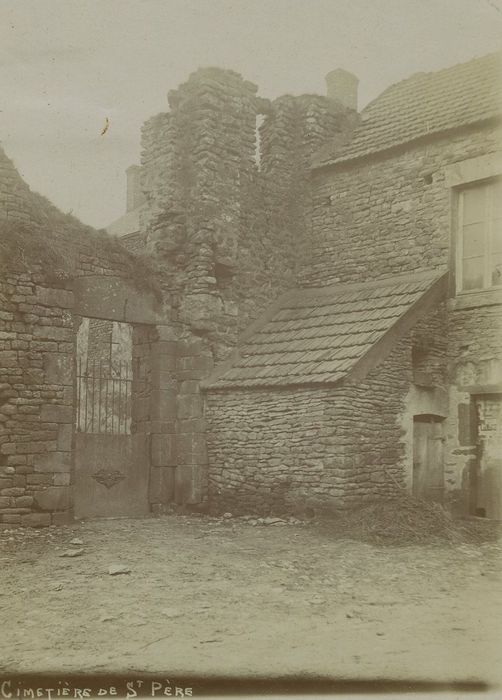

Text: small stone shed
xmin=204 ymin=272 xmax=447 ymax=515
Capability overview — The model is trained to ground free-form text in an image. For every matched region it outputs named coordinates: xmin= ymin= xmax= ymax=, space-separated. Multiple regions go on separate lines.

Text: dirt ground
xmin=1 ymin=514 xmax=501 ymax=690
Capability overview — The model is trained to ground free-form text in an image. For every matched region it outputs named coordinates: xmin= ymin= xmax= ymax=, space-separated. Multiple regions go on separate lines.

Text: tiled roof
xmin=204 ymin=271 xmax=447 ymax=390
xmin=315 ymin=51 xmax=502 ymax=168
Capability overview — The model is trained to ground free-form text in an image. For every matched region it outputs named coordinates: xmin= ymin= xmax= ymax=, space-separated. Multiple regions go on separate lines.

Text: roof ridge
xmin=315 ymin=50 xmax=502 ymax=169
xmin=361 ymin=50 xmax=502 ymax=118
xmin=294 ymin=269 xmax=445 ymax=298
xmin=203 ymin=271 xmax=448 ymax=391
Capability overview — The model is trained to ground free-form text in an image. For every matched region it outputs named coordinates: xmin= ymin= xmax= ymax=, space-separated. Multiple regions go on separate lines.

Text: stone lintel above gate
xmin=73 ymin=276 xmax=164 ymax=324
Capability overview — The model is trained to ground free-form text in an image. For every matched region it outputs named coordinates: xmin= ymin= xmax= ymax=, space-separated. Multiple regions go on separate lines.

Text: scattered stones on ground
xmin=108 ymin=564 xmax=131 ymax=576
xmin=69 ymin=538 xmax=84 ymax=546
xmin=100 ymin=614 xmax=116 ymax=623
xmin=310 ymin=595 xmax=326 ymax=605
xmin=59 ymin=548 xmax=84 ymax=558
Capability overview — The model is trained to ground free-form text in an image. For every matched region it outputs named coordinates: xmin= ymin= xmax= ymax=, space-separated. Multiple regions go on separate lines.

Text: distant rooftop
xmin=315 ymin=51 xmax=502 ymax=168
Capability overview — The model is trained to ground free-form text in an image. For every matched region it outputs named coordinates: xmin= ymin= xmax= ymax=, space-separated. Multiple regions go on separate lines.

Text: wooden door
xmin=413 ymin=415 xmax=445 ymax=502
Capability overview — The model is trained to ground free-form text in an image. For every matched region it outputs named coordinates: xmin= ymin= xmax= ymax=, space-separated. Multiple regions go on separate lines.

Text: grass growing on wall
xmin=0 ymin=192 xmax=162 ymax=299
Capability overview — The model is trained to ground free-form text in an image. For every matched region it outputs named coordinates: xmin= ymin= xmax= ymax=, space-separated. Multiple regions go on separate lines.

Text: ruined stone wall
xmin=135 ymin=70 xmax=357 ymax=512
xmin=0 ymin=147 xmax=169 ymax=526
xmin=0 ymin=272 xmax=75 ymax=527
xmin=139 ymin=69 xmax=356 ymax=361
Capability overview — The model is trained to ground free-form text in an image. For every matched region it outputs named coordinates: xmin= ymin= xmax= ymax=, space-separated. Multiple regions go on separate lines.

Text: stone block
xmin=43 ymin=354 xmax=73 ymax=386
xmin=34 ymin=486 xmax=70 ymax=511
xmin=150 ymin=390 xmax=177 ymax=421
xmin=1 ymin=487 xmax=24 ymax=497
xmin=132 ymin=397 xmax=150 ymax=422
xmin=177 ymin=418 xmax=206 ymax=434
xmin=40 ymin=404 xmax=73 ymax=424
xmin=34 ymin=287 xmax=74 ymax=309
xmin=149 ymin=466 xmax=175 ymax=504
xmin=176 ymin=434 xmax=207 ymax=465
xmin=151 ymin=353 xmax=177 ymax=375
xmin=0 ymin=497 xmax=11 ymax=508
xmin=2 ymin=514 xmax=21 ymax=524
xmin=53 ymin=473 xmax=71 ymax=486
xmin=52 ymin=511 xmax=72 ymax=525
xmin=57 ymin=424 xmax=73 ymax=451
xmin=177 ymin=395 xmax=204 ymax=420
xmin=179 ymin=380 xmax=201 ymax=395
xmin=34 ymin=326 xmax=73 ymax=342
xmin=150 ymin=434 xmax=176 ymax=467
xmin=34 ymin=452 xmax=71 ymax=474
xmin=21 ymin=512 xmax=51 ymax=528
xmin=179 ymin=293 xmax=223 ymax=331
xmin=175 ymin=465 xmax=205 ymax=504
xmin=15 ymin=496 xmax=33 ymax=508
xmin=27 ymin=473 xmax=52 ymax=485
xmin=156 ymin=326 xmax=179 ymax=342
xmin=73 ymin=276 xmax=163 ymax=324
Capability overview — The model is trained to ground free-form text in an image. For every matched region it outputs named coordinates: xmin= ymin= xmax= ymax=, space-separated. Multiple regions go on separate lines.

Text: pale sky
xmin=1 ymin=0 xmax=501 ymax=229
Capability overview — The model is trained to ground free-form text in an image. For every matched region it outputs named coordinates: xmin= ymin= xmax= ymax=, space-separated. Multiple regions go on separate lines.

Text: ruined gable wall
xmin=139 ymin=69 xmax=357 ymax=360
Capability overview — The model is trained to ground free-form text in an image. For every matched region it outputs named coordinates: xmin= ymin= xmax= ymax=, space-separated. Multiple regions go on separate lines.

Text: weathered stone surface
xmin=150 ymin=434 xmax=176 ymax=467
xmin=21 ymin=513 xmax=51 ymax=528
xmin=175 ymin=465 xmax=206 ymax=505
xmin=149 ymin=466 xmax=175 ymax=504
xmin=60 ymin=548 xmax=84 ymax=557
xmin=40 ymin=404 xmax=73 ymax=424
xmin=34 ymin=486 xmax=70 ymax=511
xmin=57 ymin=424 xmax=73 ymax=451
xmin=34 ymin=452 xmax=71 ymax=474
xmin=73 ymin=276 xmax=162 ymax=324
xmin=108 ymin=564 xmax=131 ymax=575
xmin=34 ymin=287 xmax=74 ymax=309
xmin=43 ymin=354 xmax=73 ymax=386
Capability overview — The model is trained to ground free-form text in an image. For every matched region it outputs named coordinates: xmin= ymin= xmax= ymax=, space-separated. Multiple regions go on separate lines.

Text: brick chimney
xmin=325 ymin=69 xmax=359 ymax=111
xmin=126 ymin=164 xmax=145 ymax=212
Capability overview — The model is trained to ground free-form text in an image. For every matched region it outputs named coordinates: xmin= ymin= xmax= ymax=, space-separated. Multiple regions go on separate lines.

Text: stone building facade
xmin=204 ymin=52 xmax=502 ymax=518
xmin=1 ymin=52 xmax=501 ymax=526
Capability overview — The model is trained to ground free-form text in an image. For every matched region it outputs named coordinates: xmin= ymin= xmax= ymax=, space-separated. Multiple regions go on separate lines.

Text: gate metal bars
xmin=76 ymin=358 xmax=136 ymax=435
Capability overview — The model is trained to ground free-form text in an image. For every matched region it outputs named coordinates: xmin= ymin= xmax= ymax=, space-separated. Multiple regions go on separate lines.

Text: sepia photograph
xmin=0 ymin=0 xmax=502 ymax=696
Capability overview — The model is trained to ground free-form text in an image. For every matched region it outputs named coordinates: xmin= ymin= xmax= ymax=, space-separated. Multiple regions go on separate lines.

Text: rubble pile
xmin=324 ymin=496 xmax=500 ymax=545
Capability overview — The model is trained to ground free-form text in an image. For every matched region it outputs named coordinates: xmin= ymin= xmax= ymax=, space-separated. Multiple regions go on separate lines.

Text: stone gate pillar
xmin=148 ymin=325 xmax=178 ymax=510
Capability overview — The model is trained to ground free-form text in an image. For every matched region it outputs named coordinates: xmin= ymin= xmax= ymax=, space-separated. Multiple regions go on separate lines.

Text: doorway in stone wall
xmin=412 ymin=415 xmax=445 ymax=502
xmin=73 ymin=317 xmax=149 ymax=519
xmin=473 ymin=394 xmax=502 ymax=520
